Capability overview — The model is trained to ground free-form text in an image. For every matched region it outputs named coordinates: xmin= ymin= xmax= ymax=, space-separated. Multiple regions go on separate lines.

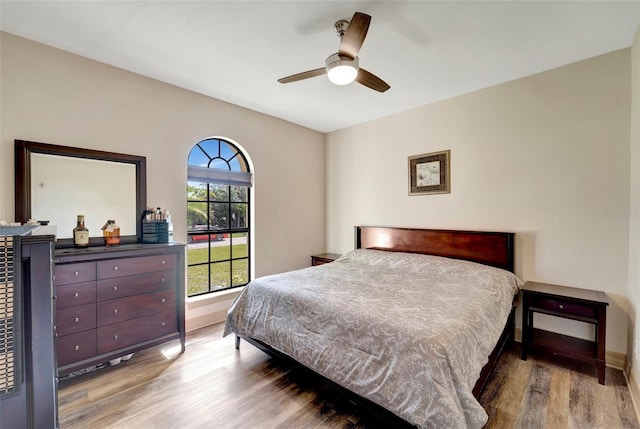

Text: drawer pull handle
xmin=113 ymin=309 xmax=118 ymax=314
xmin=113 ymin=266 xmax=118 ymax=271
xmin=161 ymin=278 xmax=166 ymax=283
xmin=74 ymin=271 xmax=79 ymax=276
xmin=114 ymin=335 xmax=119 ymax=340
xmin=161 ymin=298 xmax=166 ymax=303
xmin=74 ymin=317 xmax=79 ymax=322
xmin=558 ymin=304 xmax=564 ymax=309
xmin=74 ymin=292 xmax=79 ymax=298
xmin=161 ymin=260 xmax=166 ymax=265
xmin=74 ymin=345 xmax=80 ymax=351
xmin=161 ymin=321 xmax=166 ymax=326
xmin=113 ymin=286 xmax=118 ymax=291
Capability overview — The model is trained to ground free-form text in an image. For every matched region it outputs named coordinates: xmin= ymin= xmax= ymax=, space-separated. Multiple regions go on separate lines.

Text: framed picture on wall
xmin=408 ymin=150 xmax=450 ymax=195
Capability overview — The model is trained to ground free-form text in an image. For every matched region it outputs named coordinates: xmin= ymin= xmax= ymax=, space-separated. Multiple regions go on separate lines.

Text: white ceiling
xmin=1 ymin=1 xmax=640 ymax=133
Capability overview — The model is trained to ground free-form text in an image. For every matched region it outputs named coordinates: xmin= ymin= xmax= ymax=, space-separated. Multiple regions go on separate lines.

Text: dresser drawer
xmin=56 ymin=330 xmax=97 ymax=366
xmin=97 ymin=310 xmax=177 ymax=354
xmin=56 ymin=304 xmax=96 ymax=336
xmin=56 ymin=281 xmax=96 ymax=310
xmin=97 ymin=254 xmax=177 ymax=279
xmin=97 ymin=289 xmax=177 ymax=326
xmin=529 ymin=295 xmax=596 ymax=318
xmin=96 ymin=270 xmax=176 ymax=301
xmin=55 ymin=262 xmax=97 ymax=285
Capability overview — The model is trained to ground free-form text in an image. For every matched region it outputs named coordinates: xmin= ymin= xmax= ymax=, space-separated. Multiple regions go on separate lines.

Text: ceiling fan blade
xmin=278 ymin=68 xmax=326 ymax=84
xmin=356 ymin=68 xmax=390 ymax=93
xmin=339 ymin=12 xmax=371 ymax=59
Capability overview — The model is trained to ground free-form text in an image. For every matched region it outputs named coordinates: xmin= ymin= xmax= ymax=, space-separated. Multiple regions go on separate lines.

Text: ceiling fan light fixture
xmin=326 ymin=54 xmax=359 ymax=85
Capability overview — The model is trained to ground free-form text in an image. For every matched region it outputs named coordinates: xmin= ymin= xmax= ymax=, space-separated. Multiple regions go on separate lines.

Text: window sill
xmin=186 ymin=286 xmax=246 ymax=308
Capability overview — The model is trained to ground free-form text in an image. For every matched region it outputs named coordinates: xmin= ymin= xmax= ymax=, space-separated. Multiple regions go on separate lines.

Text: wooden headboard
xmin=355 ymin=226 xmax=515 ymax=272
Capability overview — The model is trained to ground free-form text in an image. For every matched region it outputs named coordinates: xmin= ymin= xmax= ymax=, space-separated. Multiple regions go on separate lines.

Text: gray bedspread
xmin=224 ymin=249 xmax=521 ymax=428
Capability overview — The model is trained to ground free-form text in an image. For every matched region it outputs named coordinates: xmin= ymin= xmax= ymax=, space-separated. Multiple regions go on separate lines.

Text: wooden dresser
xmin=54 ymin=243 xmax=185 ymax=375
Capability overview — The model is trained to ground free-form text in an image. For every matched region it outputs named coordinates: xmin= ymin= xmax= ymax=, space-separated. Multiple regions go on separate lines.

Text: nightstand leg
xmin=597 ymin=362 xmax=605 ymax=385
xmin=235 ymin=334 xmax=240 ymax=350
xmin=521 ymin=305 xmax=529 ymax=361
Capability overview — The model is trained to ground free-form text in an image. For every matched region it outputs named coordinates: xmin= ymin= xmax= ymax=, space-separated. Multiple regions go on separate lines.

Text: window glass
xmin=210 ymin=239 xmax=230 ymax=262
xmin=228 ymin=157 xmax=241 ymax=172
xmin=187 ymin=265 xmax=209 ymax=296
xmin=186 ymin=138 xmax=251 ymax=297
xmin=230 ymin=186 xmax=248 ymax=202
xmin=210 ymin=158 xmax=229 ymax=170
xmin=187 ymin=182 xmax=207 ymax=201
xmin=188 ymin=148 xmax=209 ymax=167
xmin=209 ymin=202 xmax=229 ymax=230
xmin=230 ymin=203 xmax=248 ymax=229
xmin=198 ymin=139 xmax=220 ymax=157
xmin=220 ymin=143 xmax=237 ymax=161
xmin=232 ymin=259 xmax=248 ymax=286
xmin=209 ymin=184 xmax=229 ymax=202
xmin=210 ymin=261 xmax=231 ymax=289
xmin=187 ymin=202 xmax=207 ymax=231
xmin=231 ymin=232 xmax=248 ymax=259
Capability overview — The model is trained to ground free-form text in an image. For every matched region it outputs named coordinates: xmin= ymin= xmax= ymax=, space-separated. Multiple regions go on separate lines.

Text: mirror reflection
xmin=30 ymin=153 xmax=137 ymax=238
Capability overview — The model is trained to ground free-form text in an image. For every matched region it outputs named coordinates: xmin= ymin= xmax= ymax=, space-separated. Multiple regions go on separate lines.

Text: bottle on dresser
xmin=73 ymin=214 xmax=89 ymax=248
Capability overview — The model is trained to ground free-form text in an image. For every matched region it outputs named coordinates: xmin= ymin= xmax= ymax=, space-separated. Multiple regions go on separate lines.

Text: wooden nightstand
xmin=310 ymin=253 xmax=342 ymax=267
xmin=521 ymin=281 xmax=608 ymax=384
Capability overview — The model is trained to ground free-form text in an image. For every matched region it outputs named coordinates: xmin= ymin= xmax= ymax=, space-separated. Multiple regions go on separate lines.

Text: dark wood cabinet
xmin=54 ymin=243 xmax=185 ymax=375
xmin=521 ymin=281 xmax=608 ymax=384
xmin=0 ymin=234 xmax=58 ymax=429
xmin=311 ymin=253 xmax=342 ymax=266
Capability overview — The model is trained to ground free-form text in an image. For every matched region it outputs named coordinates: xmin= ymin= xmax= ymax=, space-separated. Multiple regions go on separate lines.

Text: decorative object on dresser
xmin=521 ymin=281 xmax=608 ymax=384
xmin=310 ymin=252 xmax=342 ymax=266
xmin=54 ymin=243 xmax=186 ymax=375
xmin=408 ymin=149 xmax=450 ymax=195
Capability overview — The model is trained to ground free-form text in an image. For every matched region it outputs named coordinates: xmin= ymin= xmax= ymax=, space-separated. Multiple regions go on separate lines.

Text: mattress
xmin=224 ymin=249 xmax=522 ymax=428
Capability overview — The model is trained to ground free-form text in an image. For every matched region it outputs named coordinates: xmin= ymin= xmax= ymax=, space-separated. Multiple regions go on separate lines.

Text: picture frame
xmin=408 ymin=150 xmax=450 ymax=195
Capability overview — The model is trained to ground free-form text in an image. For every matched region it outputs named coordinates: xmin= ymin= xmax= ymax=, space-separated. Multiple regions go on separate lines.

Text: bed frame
xmin=237 ymin=226 xmax=516 ymax=427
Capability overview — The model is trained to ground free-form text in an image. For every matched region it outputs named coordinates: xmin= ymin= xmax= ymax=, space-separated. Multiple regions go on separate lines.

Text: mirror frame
xmin=15 ymin=139 xmax=147 ymax=248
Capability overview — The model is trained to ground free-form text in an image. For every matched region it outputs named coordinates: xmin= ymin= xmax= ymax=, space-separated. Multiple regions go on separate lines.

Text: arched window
xmin=186 ymin=138 xmax=252 ymax=297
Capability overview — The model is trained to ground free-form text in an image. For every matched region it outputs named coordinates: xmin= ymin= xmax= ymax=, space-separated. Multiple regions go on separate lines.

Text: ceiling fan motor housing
xmin=325 ymin=53 xmax=359 ymax=85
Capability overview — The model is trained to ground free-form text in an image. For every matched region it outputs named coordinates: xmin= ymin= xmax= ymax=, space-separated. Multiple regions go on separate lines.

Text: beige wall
xmin=0 ymin=32 xmax=326 ymax=329
xmin=326 ymin=49 xmax=631 ymax=354
xmin=1 ymin=31 xmax=635 ymax=356
xmin=629 ymin=24 xmax=640 ymax=392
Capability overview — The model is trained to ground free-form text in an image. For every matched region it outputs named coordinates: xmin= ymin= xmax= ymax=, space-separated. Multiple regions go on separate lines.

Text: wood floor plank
xmin=515 ymin=363 xmax=552 ymax=428
xmin=57 ymin=323 xmax=640 ymax=429
xmin=544 ymin=364 xmax=571 ymax=428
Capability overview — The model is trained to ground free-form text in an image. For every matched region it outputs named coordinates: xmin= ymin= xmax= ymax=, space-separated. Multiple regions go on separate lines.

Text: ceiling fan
xmin=277 ymin=12 xmax=390 ymax=93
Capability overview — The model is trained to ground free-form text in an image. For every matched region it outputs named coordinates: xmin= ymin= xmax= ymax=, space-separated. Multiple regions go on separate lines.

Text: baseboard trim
xmin=514 ymin=328 xmax=625 ymax=369
xmin=186 ymin=309 xmax=227 ymax=332
xmin=625 ymin=370 xmax=640 ymax=423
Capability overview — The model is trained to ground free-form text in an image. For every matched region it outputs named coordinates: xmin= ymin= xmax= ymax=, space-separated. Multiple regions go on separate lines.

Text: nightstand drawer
xmin=529 ymin=295 xmax=596 ymax=318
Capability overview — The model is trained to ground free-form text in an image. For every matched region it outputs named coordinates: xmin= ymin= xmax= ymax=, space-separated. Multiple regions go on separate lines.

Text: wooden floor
xmin=58 ymin=323 xmax=639 ymax=429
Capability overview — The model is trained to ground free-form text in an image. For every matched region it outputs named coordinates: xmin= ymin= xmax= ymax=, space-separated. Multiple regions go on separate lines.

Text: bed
xmin=224 ymin=226 xmax=521 ymax=428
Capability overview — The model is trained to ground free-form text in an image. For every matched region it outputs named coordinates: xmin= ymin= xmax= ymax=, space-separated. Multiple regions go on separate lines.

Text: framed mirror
xmin=15 ymin=140 xmax=146 ymax=248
